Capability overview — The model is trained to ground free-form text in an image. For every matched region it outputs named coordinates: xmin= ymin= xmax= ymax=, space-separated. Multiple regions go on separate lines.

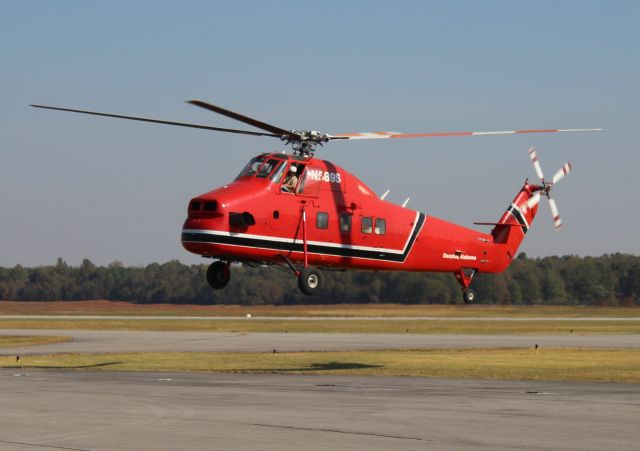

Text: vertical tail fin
xmin=491 ymin=148 xmax=572 ymax=267
xmin=491 ymin=181 xmax=540 ymax=261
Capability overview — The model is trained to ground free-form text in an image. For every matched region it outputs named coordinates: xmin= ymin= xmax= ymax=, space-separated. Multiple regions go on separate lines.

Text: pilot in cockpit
xmin=281 ymin=165 xmax=298 ymax=193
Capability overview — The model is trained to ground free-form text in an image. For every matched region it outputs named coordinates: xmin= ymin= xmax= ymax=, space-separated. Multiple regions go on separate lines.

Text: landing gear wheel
xmin=463 ymin=288 xmax=476 ymax=304
xmin=298 ymin=268 xmax=321 ymax=296
xmin=206 ymin=261 xmax=230 ymax=290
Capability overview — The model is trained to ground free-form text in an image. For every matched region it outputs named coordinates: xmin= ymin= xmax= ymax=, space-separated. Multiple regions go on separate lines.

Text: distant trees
xmin=1 ymin=253 xmax=639 ymax=306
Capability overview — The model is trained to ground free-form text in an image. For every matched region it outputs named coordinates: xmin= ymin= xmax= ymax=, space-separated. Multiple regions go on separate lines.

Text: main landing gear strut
xmin=455 ymin=268 xmax=477 ymax=304
xmin=286 ymin=204 xmax=322 ymax=296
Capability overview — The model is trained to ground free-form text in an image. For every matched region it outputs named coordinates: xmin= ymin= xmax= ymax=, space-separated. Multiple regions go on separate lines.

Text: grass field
xmin=1 ymin=301 xmax=639 ymax=318
xmin=0 ymin=335 xmax=71 ymax=348
xmin=3 ymin=303 xmax=637 ymax=383
xmin=0 ymin=317 xmax=639 ymax=334
xmin=1 ymin=301 xmax=639 ymax=334
xmin=3 ymin=348 xmax=639 ymax=383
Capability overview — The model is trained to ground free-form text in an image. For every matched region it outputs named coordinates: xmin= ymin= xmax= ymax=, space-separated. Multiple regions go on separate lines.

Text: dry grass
xmin=3 ymin=348 xmax=639 ymax=383
xmin=1 ymin=301 xmax=638 ymax=318
xmin=0 ymin=317 xmax=639 ymax=334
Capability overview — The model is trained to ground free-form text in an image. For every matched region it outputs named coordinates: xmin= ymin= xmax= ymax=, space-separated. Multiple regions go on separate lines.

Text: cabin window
xmin=375 ymin=218 xmax=386 ymax=235
xmin=339 ymin=214 xmax=352 ymax=232
xmin=316 ymin=212 xmax=329 ymax=229
xmin=190 ymin=201 xmax=201 ymax=211
xmin=256 ymin=159 xmax=281 ymax=178
xmin=361 ymin=217 xmax=372 ymax=234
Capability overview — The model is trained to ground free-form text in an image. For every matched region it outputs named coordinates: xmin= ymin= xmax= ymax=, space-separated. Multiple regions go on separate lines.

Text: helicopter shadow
xmin=7 ymin=361 xmax=123 ymax=370
xmin=325 ymin=161 xmax=355 ymax=265
xmin=248 ymin=361 xmax=383 ymax=373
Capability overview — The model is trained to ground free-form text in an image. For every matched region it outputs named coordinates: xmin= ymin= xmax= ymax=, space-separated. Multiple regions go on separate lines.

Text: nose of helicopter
xmin=181 ymin=196 xmax=227 ymax=255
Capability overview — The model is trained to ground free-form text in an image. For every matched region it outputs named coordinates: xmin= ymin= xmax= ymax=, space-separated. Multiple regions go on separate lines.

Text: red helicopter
xmin=31 ymin=101 xmax=600 ymax=302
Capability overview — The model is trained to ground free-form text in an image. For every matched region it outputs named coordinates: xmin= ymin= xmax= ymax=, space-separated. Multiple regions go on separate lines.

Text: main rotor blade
xmin=30 ymin=104 xmax=279 ymax=138
xmin=328 ymin=128 xmax=602 ymax=140
xmin=528 ymin=147 xmax=545 ymax=181
xmin=552 ymin=162 xmax=572 ymax=185
xmin=187 ymin=100 xmax=294 ymax=139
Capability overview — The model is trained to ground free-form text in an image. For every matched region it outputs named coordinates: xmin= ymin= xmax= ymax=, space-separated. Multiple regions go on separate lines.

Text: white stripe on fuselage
xmin=183 ymin=211 xmax=422 ymax=256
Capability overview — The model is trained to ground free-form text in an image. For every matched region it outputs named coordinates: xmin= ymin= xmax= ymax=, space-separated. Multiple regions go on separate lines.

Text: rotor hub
xmin=531 ymin=180 xmax=552 ymax=197
xmin=282 ymin=130 xmax=330 ymax=156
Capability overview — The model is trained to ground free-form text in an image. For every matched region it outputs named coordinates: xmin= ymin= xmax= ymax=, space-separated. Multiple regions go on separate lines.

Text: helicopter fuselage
xmin=31 ymin=98 xmax=584 ymax=301
xmin=181 ymin=152 xmax=537 ymax=276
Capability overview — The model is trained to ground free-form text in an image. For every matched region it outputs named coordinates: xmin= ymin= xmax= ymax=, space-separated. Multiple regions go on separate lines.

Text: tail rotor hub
xmin=527 ymin=147 xmax=572 ymax=230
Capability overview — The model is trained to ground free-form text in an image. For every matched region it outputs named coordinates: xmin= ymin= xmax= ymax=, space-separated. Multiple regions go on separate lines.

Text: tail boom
xmin=489 ymin=181 xmax=541 ymax=271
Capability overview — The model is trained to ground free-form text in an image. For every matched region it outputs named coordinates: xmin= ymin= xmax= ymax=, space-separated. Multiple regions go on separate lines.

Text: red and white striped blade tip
xmin=528 ymin=147 xmax=545 ymax=180
xmin=330 ymin=128 xmax=602 ymax=140
xmin=552 ymin=162 xmax=572 ymax=185
xmin=548 ymin=198 xmax=562 ymax=231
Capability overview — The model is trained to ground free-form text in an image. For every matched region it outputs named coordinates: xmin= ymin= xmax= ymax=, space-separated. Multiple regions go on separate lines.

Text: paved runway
xmin=2 ymin=330 xmax=639 ymax=450
xmin=1 ymin=370 xmax=638 ymax=451
xmin=2 ymin=329 xmax=640 ymax=355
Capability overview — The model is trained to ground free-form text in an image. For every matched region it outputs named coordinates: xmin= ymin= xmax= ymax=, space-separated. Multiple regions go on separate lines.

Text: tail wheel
xmin=463 ymin=289 xmax=476 ymax=304
xmin=298 ymin=268 xmax=321 ymax=296
xmin=206 ymin=261 xmax=230 ymax=289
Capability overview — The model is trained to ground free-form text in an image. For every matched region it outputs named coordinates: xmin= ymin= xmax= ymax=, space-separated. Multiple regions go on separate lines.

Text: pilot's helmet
xmin=289 ymin=166 xmax=297 ymax=173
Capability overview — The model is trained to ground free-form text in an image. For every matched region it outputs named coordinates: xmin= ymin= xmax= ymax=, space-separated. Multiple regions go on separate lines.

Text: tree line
xmin=1 ymin=253 xmax=639 ymax=306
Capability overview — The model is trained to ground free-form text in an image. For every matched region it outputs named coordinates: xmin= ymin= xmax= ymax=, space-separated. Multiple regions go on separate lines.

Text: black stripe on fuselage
xmin=507 ymin=205 xmax=528 ymax=235
xmin=182 ymin=212 xmax=426 ymax=263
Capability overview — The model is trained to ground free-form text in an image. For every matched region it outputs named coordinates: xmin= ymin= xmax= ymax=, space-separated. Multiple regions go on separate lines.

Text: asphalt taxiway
xmin=1 ymin=370 xmax=638 ymax=451
xmin=1 ymin=329 xmax=639 ymax=356
xmin=2 ymin=328 xmax=639 ymax=450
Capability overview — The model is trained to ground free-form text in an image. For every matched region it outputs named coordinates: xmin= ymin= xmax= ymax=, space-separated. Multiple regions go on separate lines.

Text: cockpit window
xmin=256 ymin=159 xmax=282 ymax=178
xmin=238 ymin=156 xmax=266 ymax=178
xmin=270 ymin=160 xmax=287 ymax=183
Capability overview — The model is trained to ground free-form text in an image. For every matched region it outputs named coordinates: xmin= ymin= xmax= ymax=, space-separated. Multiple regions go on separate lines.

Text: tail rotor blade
xmin=552 ymin=162 xmax=572 ymax=185
xmin=526 ymin=192 xmax=541 ymax=210
xmin=548 ymin=197 xmax=562 ymax=230
xmin=528 ymin=147 xmax=545 ymax=180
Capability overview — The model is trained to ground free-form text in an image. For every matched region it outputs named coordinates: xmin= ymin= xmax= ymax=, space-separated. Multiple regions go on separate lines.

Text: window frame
xmin=270 ymin=160 xmax=287 ymax=183
xmin=237 ymin=155 xmax=265 ymax=178
xmin=256 ymin=159 xmax=282 ymax=178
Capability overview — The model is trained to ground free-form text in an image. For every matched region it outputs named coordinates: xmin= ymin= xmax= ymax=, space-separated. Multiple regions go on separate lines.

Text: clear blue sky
xmin=1 ymin=1 xmax=638 ymax=266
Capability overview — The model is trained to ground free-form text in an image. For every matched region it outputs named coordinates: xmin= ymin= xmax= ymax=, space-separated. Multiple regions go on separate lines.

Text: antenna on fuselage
xmin=380 ymin=189 xmax=390 ymax=200
xmin=402 ymin=198 xmax=410 ymax=208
